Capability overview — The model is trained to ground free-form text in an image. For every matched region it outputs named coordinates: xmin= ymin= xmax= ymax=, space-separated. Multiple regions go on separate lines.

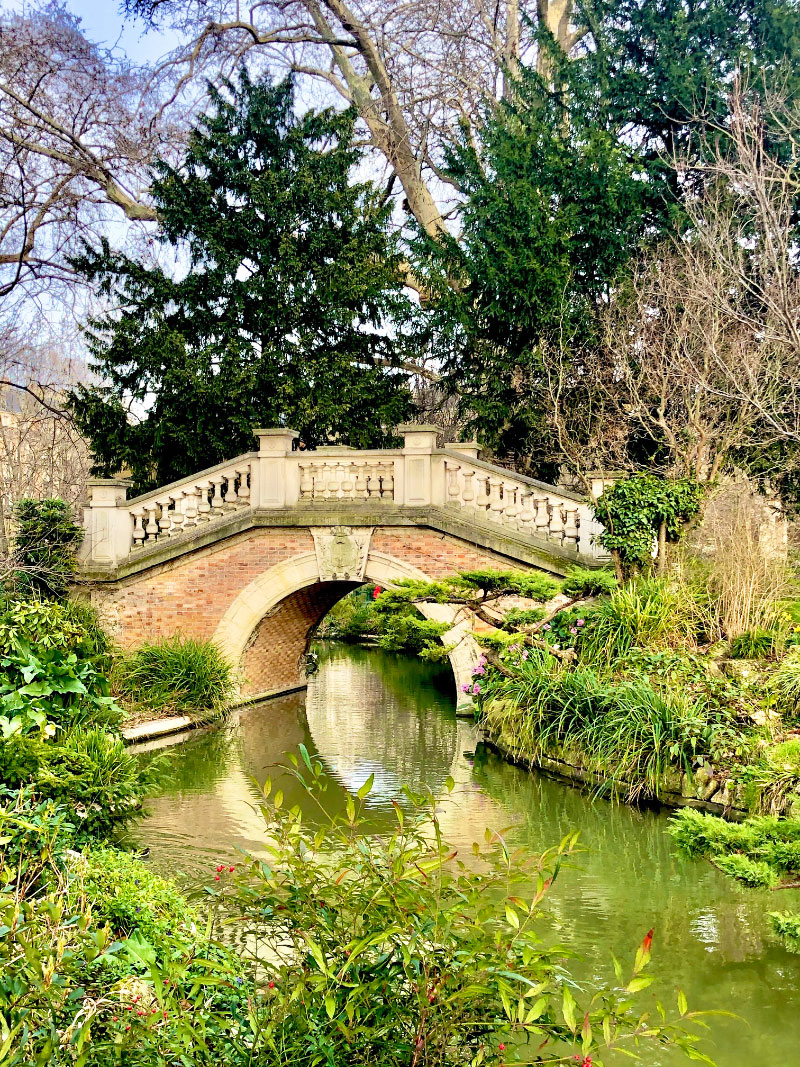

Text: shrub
xmin=593 ymin=474 xmax=703 ymax=576
xmin=12 ymin=498 xmax=83 ymax=600
xmin=668 ymin=808 xmax=800 ymax=888
xmin=376 ymin=613 xmax=450 ymax=653
xmin=714 ymin=853 xmax=777 ymax=888
xmin=454 ymin=568 xmax=560 ymax=600
xmin=115 ymin=635 xmax=234 ymax=720
xmin=561 ymin=565 xmax=618 ymax=599
xmin=77 ymin=847 xmax=196 ymax=945
xmin=218 ymin=752 xmax=709 ymax=1066
xmin=32 ymin=728 xmax=155 ymax=837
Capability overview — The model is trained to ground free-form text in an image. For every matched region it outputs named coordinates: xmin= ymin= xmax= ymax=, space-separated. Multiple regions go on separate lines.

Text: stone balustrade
xmin=80 ymin=425 xmax=608 ymax=567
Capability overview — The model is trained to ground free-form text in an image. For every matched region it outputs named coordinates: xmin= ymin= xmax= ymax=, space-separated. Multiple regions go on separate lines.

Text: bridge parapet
xmin=80 ymin=425 xmax=608 ymax=568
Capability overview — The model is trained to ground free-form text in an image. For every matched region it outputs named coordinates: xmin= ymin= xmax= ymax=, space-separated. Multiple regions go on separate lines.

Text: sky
xmin=2 ymin=0 xmax=177 ymax=61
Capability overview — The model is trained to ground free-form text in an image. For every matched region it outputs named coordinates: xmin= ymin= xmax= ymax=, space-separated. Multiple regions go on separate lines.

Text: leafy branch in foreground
xmin=215 ymin=747 xmax=714 ymax=1066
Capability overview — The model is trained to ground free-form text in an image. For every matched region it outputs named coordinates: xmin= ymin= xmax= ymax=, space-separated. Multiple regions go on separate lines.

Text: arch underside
xmin=213 ymin=550 xmax=480 ymax=712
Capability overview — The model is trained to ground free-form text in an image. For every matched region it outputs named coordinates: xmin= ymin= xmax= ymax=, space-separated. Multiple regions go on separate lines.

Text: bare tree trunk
xmin=656 ymin=520 xmax=667 ymax=574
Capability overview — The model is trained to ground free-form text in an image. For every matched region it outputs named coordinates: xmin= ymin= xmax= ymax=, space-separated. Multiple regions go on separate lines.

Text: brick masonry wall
xmin=241 ymin=580 xmax=356 ymax=696
xmin=92 ymin=525 xmax=531 ymax=694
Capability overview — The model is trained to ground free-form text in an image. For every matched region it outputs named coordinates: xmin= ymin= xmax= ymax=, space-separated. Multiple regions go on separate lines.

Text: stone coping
xmin=80 ymin=505 xmax=598 ymax=583
xmin=122 ymin=715 xmax=193 ymax=743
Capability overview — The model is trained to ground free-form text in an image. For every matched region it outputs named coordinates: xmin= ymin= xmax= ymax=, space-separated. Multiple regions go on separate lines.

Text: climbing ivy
xmin=593 ymin=475 xmax=704 ymax=577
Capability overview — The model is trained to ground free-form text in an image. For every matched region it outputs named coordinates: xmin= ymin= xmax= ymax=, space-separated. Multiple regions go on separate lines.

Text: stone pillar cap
xmin=253 ymin=427 xmax=300 ymax=437
xmin=397 ymin=423 xmax=442 ymax=434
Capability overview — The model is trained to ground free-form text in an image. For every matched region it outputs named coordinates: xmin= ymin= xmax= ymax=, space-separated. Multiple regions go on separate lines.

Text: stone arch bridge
xmin=79 ymin=426 xmax=607 ymax=711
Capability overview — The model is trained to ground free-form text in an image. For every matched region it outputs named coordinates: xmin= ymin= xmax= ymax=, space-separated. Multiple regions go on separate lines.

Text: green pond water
xmin=135 ymin=642 xmax=800 ymax=1066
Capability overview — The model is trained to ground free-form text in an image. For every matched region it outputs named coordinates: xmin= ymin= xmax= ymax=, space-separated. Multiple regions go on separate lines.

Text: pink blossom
xmin=472 ymin=683 xmax=482 ymax=695
xmin=576 ymin=618 xmax=585 ymax=626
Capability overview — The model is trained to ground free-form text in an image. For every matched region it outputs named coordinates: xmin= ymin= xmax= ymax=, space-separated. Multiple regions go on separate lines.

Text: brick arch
xmin=212 ymin=550 xmax=481 ymax=707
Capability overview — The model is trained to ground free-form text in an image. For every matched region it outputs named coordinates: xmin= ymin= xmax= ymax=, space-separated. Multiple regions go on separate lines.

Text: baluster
xmin=313 ymin=461 xmax=329 ymax=499
xmin=168 ymin=492 xmax=185 ymax=535
xmin=182 ymin=486 xmax=199 ymax=528
xmin=326 ymin=461 xmax=341 ymax=499
xmin=144 ymin=502 xmax=160 ymax=541
xmin=564 ymin=508 xmax=580 ymax=548
xmin=131 ymin=508 xmax=145 ymax=546
xmin=475 ymin=475 xmax=491 ymax=512
xmin=461 ymin=468 xmax=475 ymax=507
xmin=367 ymin=462 xmax=382 ymax=499
xmin=210 ymin=476 xmax=225 ymax=512
xmin=445 ymin=461 xmax=461 ymax=506
xmin=488 ymin=477 xmax=504 ymax=518
xmin=518 ymin=491 xmax=535 ymax=532
xmin=235 ymin=465 xmax=251 ymax=504
xmin=503 ymin=482 xmax=520 ymax=525
xmin=379 ymin=461 xmax=395 ymax=500
xmin=354 ymin=461 xmax=369 ymax=500
xmin=196 ymin=481 xmax=212 ymax=522
xmin=157 ymin=497 xmax=172 ymax=536
xmin=533 ymin=497 xmax=550 ymax=537
xmin=223 ymin=470 xmax=238 ymax=508
xmin=549 ymin=502 xmax=565 ymax=543
xmin=299 ymin=462 xmax=313 ymax=501
xmin=341 ymin=461 xmax=355 ymax=499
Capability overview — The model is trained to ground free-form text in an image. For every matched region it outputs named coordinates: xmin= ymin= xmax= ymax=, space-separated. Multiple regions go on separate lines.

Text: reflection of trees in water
xmin=304 ymin=644 xmax=458 ymax=806
xmin=473 ymin=747 xmax=800 ymax=1066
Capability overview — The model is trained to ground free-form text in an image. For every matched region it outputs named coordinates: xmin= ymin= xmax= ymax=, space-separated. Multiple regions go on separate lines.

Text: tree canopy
xmin=69 ymin=72 xmax=421 ymax=493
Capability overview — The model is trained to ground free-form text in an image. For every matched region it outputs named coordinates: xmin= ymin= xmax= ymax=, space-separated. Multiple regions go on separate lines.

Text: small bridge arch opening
xmin=213 ymin=550 xmax=480 ymax=710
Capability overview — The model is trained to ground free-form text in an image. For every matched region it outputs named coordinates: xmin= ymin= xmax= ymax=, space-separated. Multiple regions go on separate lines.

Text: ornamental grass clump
xmin=115 ymin=635 xmax=234 ymax=721
xmin=576 ymin=577 xmax=711 ymax=666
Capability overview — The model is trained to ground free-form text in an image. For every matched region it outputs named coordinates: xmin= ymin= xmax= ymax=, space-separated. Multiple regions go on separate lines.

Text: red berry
xmin=499 ymin=1044 xmax=506 ymax=1051
xmin=229 ymin=865 xmax=235 ymax=871
xmin=268 ymin=981 xmax=275 ymax=989
xmin=214 ymin=874 xmax=220 ymax=880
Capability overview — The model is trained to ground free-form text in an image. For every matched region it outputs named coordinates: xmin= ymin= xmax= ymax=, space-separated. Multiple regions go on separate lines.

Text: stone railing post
xmin=398 ymin=424 xmax=440 ymax=507
xmin=80 ymin=479 xmax=133 ymax=565
xmin=253 ymin=428 xmax=299 ymax=508
xmin=447 ymin=440 xmax=481 ymax=460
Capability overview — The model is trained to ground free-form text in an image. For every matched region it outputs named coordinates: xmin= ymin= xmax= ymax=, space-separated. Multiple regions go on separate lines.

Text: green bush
xmin=78 ymin=847 xmax=197 ymax=945
xmin=115 ymin=635 xmax=234 ymax=720
xmin=668 ymin=808 xmax=800 ymax=888
xmin=12 ymin=498 xmax=83 ymax=600
xmin=33 ymin=728 xmax=154 ymax=837
xmin=376 ymin=613 xmax=450 ymax=653
xmin=561 ymin=565 xmax=618 ymax=599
